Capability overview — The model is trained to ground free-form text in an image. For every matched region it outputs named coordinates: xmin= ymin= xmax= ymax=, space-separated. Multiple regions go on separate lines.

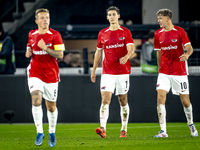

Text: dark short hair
xmin=35 ymin=8 xmax=49 ymax=19
xmin=106 ymin=6 xmax=120 ymax=14
xmin=156 ymin=8 xmax=172 ymax=19
xmin=148 ymin=29 xmax=155 ymax=39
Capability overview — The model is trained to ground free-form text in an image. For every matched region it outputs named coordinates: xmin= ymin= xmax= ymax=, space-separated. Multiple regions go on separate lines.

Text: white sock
xmin=47 ymin=108 xmax=58 ymax=134
xmin=100 ymin=104 xmax=109 ymax=130
xmin=120 ymin=104 xmax=130 ymax=132
xmin=157 ymin=103 xmax=166 ymax=132
xmin=184 ymin=104 xmax=193 ymax=125
xmin=32 ymin=105 xmax=43 ymax=133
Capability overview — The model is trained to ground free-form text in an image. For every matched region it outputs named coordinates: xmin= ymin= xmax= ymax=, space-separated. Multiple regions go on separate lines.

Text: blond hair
xmin=35 ymin=8 xmax=49 ymax=19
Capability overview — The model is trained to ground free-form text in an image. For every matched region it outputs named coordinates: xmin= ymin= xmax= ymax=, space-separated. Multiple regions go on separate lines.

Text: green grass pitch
xmin=0 ymin=123 xmax=199 ymax=150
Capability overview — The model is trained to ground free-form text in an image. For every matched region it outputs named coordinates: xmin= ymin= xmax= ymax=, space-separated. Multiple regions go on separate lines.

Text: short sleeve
xmin=27 ymin=31 xmax=32 ymax=49
xmin=53 ymin=31 xmax=65 ymax=51
xmin=125 ymin=29 xmax=134 ymax=46
xmin=97 ymin=31 xmax=103 ymax=50
xmin=154 ymin=31 xmax=161 ymax=51
xmin=179 ymin=28 xmax=190 ymax=47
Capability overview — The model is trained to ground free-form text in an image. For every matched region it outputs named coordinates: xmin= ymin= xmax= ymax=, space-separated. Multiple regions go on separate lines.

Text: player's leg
xmin=31 ymin=90 xmax=45 ymax=145
xmin=116 ymin=74 xmax=130 ymax=138
xmin=154 ymin=74 xmax=170 ymax=137
xmin=43 ymin=82 xmax=58 ymax=147
xmin=96 ymin=91 xmax=112 ymax=138
xmin=155 ymin=89 xmax=168 ymax=137
xmin=31 ymin=90 xmax=43 ymax=133
xmin=100 ymin=91 xmax=112 ymax=130
xmin=45 ymin=100 xmax=58 ymax=146
xmin=28 ymin=77 xmax=45 ymax=146
xmin=171 ymin=75 xmax=198 ymax=137
xmin=180 ymin=94 xmax=198 ymax=137
xmin=118 ymin=93 xmax=129 ymax=138
xmin=96 ymin=75 xmax=115 ymax=138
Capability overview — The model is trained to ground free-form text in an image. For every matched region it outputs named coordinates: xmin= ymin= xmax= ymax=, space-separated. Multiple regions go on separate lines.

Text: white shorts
xmin=156 ymin=73 xmax=189 ymax=95
xmin=100 ymin=74 xmax=129 ymax=95
xmin=28 ymin=77 xmax=59 ymax=102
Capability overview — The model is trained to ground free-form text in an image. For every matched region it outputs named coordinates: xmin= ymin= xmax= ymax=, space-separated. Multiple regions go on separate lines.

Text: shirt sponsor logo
xmin=161 ymin=45 xmax=177 ymax=50
xmin=106 ymin=43 xmax=124 ymax=49
xmin=33 ymin=50 xmax=48 ymax=55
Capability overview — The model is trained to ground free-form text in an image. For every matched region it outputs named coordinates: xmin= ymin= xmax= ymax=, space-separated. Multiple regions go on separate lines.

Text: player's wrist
xmin=44 ymin=47 xmax=48 ymax=51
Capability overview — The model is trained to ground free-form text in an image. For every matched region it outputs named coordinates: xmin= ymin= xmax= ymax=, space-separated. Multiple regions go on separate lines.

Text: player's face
xmin=35 ymin=12 xmax=50 ymax=30
xmin=157 ymin=15 xmax=168 ymax=28
xmin=107 ymin=10 xmax=120 ymax=24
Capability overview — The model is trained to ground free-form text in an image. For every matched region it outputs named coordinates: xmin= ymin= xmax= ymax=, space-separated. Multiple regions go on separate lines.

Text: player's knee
xmin=48 ymin=106 xmax=56 ymax=112
xmin=32 ymin=98 xmax=41 ymax=106
xmin=31 ymin=91 xmax=42 ymax=106
xmin=180 ymin=94 xmax=190 ymax=107
xmin=118 ymin=95 xmax=127 ymax=106
xmin=157 ymin=95 xmax=166 ymax=104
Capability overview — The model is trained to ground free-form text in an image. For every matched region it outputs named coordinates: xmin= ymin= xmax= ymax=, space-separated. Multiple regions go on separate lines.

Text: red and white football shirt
xmin=97 ymin=26 xmax=134 ymax=75
xmin=154 ymin=25 xmax=190 ymax=75
xmin=27 ymin=28 xmax=65 ymax=83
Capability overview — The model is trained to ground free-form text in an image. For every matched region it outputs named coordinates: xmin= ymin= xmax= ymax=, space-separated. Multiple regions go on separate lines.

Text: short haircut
xmin=148 ymin=29 xmax=155 ymax=39
xmin=35 ymin=8 xmax=49 ymax=19
xmin=156 ymin=8 xmax=172 ymax=19
xmin=106 ymin=6 xmax=120 ymax=14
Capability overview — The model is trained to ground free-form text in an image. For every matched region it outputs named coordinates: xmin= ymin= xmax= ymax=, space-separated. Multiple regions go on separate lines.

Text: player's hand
xmin=179 ymin=54 xmax=189 ymax=61
xmin=38 ymin=39 xmax=47 ymax=50
xmin=25 ymin=48 xmax=32 ymax=58
xmin=119 ymin=56 xmax=128 ymax=65
xmin=90 ymin=72 xmax=96 ymax=83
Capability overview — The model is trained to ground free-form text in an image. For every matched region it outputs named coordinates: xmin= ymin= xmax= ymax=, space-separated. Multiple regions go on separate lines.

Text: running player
xmin=91 ymin=6 xmax=136 ymax=138
xmin=25 ymin=8 xmax=65 ymax=146
xmin=154 ymin=8 xmax=198 ymax=137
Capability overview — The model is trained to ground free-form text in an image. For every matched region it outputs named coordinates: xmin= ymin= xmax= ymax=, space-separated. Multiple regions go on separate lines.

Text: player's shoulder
xmin=99 ymin=27 xmax=110 ymax=33
xmin=48 ymin=28 xmax=60 ymax=35
xmin=29 ymin=29 xmax=38 ymax=35
xmin=173 ymin=25 xmax=185 ymax=32
xmin=119 ymin=26 xmax=130 ymax=32
xmin=155 ymin=28 xmax=164 ymax=35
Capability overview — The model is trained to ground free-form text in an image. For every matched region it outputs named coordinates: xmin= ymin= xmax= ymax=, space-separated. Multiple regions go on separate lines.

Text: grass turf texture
xmin=0 ymin=123 xmax=199 ymax=150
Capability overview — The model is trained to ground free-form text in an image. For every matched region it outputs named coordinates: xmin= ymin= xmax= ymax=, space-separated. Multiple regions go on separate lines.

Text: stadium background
xmin=0 ymin=0 xmax=200 ymax=123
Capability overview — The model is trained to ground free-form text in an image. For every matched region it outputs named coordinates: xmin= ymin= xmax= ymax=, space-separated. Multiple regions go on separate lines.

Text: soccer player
xmin=90 ymin=6 xmax=136 ymax=138
xmin=25 ymin=8 xmax=65 ymax=146
xmin=154 ymin=8 xmax=198 ymax=137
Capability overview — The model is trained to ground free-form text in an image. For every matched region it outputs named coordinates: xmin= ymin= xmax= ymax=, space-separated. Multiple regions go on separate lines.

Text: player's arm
xmin=179 ymin=44 xmax=193 ymax=61
xmin=157 ymin=50 xmax=161 ymax=72
xmin=120 ymin=44 xmax=135 ymax=64
xmin=91 ymin=49 xmax=103 ymax=83
xmin=38 ymin=39 xmax=64 ymax=59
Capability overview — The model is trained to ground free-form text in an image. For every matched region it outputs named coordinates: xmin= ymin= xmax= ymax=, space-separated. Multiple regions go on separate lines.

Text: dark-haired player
xmin=91 ymin=6 xmax=136 ymax=138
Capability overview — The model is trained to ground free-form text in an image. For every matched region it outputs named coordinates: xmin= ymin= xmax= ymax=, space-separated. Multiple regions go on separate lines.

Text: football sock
xmin=183 ymin=104 xmax=193 ymax=125
xmin=32 ymin=105 xmax=43 ymax=133
xmin=120 ymin=104 xmax=130 ymax=132
xmin=47 ymin=108 xmax=58 ymax=134
xmin=100 ymin=103 xmax=109 ymax=130
xmin=157 ymin=103 xmax=166 ymax=132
